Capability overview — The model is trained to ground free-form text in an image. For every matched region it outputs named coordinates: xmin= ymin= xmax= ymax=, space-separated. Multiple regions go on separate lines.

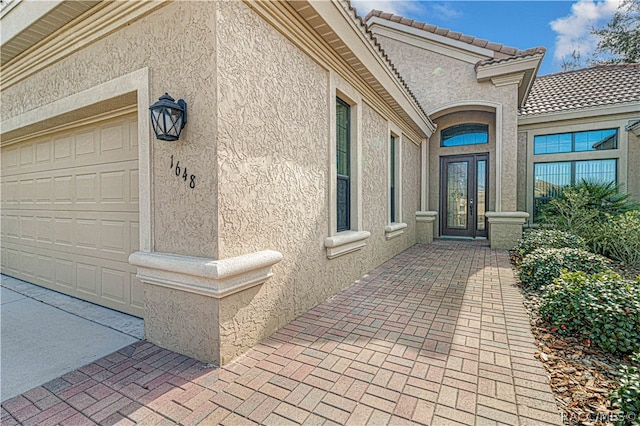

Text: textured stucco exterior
xmin=2 ymin=2 xmax=219 ymax=259
xmin=1 ymin=0 xmax=428 ymax=366
xmin=374 ymin=34 xmax=522 ymax=217
xmin=214 ymin=2 xmax=420 ymax=363
xmin=517 ymin=131 xmax=528 ymax=212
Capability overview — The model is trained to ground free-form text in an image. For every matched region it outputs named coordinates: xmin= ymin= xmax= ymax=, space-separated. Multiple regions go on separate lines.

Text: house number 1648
xmin=170 ymin=155 xmax=196 ymax=189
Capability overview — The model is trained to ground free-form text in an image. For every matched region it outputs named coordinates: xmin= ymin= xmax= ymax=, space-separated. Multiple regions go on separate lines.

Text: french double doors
xmin=440 ymin=154 xmax=488 ymax=238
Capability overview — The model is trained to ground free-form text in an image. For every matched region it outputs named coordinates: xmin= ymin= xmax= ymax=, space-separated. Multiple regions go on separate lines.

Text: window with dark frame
xmin=533 ymin=128 xmax=618 ymax=155
xmin=441 ymin=123 xmax=488 ymax=147
xmin=390 ymin=134 xmax=396 ymax=223
xmin=336 ymin=98 xmax=350 ymax=232
xmin=533 ymin=159 xmax=617 ymax=219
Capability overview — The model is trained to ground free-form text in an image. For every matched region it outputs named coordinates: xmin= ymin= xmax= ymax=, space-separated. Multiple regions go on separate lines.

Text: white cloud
xmin=429 ymin=2 xmax=462 ymax=20
xmin=550 ymin=0 xmax=621 ymax=61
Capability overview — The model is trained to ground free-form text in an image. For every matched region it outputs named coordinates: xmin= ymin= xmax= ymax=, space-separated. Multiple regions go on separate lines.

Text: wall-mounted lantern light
xmin=149 ymin=93 xmax=187 ymax=141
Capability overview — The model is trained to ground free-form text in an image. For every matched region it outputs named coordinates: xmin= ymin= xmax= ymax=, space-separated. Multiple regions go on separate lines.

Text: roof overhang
xmin=475 ymin=53 xmax=544 ymax=107
xmin=1 ymin=0 xmax=101 ymax=66
xmin=247 ymin=0 xmax=435 ymax=140
xmin=366 ymin=16 xmax=495 ymax=64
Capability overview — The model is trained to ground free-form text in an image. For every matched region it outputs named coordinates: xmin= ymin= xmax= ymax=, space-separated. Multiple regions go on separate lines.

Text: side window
xmin=336 ymin=97 xmax=350 ymax=232
xmin=390 ymin=133 xmax=398 ymax=223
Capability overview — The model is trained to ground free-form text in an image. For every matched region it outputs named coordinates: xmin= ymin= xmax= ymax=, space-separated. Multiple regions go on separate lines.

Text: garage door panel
xmin=36 ymin=216 xmax=54 ymax=244
xmin=54 ymin=136 xmax=73 ymax=161
xmin=19 ymin=144 xmax=35 ymax=167
xmin=2 ymin=212 xmax=137 ymax=262
xmin=20 ymin=216 xmax=36 ymax=241
xmin=35 ymin=254 xmax=55 ymax=284
xmin=55 ymin=259 xmax=74 ymax=289
xmin=1 ymin=114 xmax=142 ymax=317
xmin=2 ymin=146 xmax=19 ymax=170
xmin=5 ymin=162 xmax=138 ymax=212
xmin=2 ymin=116 xmax=138 ymax=178
xmin=102 ymin=267 xmax=127 ymax=303
xmin=36 ymin=140 xmax=51 ymax=164
xmin=54 ymin=175 xmax=74 ymax=204
xmin=19 ymin=179 xmax=36 ymax=204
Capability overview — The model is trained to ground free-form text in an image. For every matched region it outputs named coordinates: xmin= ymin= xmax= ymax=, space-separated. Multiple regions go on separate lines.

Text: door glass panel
xmin=477 ymin=160 xmax=486 ymax=231
xmin=447 ymin=162 xmax=468 ymax=229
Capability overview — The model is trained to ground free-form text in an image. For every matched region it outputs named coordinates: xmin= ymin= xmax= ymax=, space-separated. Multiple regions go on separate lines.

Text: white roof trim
xmin=367 ymin=16 xmax=496 ymax=58
xmin=1 ymin=0 xmax=62 ymax=45
xmin=519 ymin=102 xmax=640 ymax=125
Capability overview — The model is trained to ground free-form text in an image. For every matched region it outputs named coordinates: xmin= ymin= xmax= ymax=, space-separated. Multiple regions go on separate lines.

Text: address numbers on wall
xmin=170 ymin=155 xmax=196 ymax=189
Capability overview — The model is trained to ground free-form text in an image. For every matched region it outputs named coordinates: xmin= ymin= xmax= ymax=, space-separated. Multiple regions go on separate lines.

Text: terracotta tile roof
xmin=475 ymin=47 xmax=546 ymax=69
xmin=364 ymin=9 xmax=541 ymax=58
xmin=520 ymin=64 xmax=640 ymax=116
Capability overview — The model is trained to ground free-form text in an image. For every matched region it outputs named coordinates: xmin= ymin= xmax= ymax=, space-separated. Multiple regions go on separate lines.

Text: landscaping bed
xmin=514 ymin=259 xmax=635 ymax=426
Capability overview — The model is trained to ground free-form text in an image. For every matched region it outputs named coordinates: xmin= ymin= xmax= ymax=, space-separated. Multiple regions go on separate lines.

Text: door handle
xmin=469 ymin=198 xmax=474 ymax=215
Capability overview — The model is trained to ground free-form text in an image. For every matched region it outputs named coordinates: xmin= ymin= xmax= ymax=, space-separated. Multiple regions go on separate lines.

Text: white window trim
xmin=325 ymin=72 xmax=369 ymax=258
xmin=386 ymin=122 xmax=406 ymax=240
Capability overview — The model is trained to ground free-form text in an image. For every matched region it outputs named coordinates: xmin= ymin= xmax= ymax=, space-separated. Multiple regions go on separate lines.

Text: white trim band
xmin=129 ymin=250 xmax=283 ymax=299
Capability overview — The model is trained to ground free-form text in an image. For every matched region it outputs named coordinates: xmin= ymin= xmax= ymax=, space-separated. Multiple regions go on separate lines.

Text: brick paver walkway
xmin=1 ymin=241 xmax=561 ymax=425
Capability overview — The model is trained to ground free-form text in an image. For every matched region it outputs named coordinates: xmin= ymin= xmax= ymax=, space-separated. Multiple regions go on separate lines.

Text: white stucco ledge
xmin=384 ymin=222 xmax=408 ymax=240
xmin=416 ymin=211 xmax=438 ymax=222
xmin=128 ymin=250 xmax=283 ymax=299
xmin=324 ymin=230 xmax=371 ymax=259
xmin=485 ymin=211 xmax=530 ymax=224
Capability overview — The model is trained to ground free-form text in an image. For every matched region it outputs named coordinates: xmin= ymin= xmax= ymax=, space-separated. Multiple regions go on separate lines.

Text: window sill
xmin=324 ymin=230 xmax=371 ymax=259
xmin=384 ymin=222 xmax=407 ymax=240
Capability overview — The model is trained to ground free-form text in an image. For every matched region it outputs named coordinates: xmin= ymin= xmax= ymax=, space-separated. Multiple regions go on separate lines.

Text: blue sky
xmin=350 ymin=0 xmax=622 ymax=75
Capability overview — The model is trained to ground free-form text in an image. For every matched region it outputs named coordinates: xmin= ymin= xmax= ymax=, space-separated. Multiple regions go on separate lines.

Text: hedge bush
xmin=609 ymin=353 xmax=640 ymax=425
xmin=513 ymin=229 xmax=587 ymax=262
xmin=593 ymin=211 xmax=640 ymax=268
xmin=540 ymin=271 xmax=640 ymax=355
xmin=518 ymin=248 xmax=610 ymax=290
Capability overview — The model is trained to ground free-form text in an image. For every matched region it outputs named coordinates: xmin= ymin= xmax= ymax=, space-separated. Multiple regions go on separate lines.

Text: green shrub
xmin=593 ymin=211 xmax=640 ymax=268
xmin=518 ymin=248 xmax=610 ymax=290
xmin=539 ymin=181 xmax=640 ymax=252
xmin=513 ymin=229 xmax=587 ymax=261
xmin=609 ymin=353 xmax=640 ymax=425
xmin=540 ymin=271 xmax=640 ymax=354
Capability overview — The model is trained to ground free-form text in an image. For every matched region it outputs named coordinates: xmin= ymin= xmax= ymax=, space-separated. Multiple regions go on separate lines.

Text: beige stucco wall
xmin=375 ymin=34 xmax=522 ymax=214
xmin=429 ymin=111 xmax=497 ymax=237
xmin=627 ymin=127 xmax=640 ymax=201
xmin=214 ymin=1 xmax=420 ymax=363
xmin=517 ymin=131 xmax=528 ymax=212
xmin=1 ymin=2 xmax=219 ymax=259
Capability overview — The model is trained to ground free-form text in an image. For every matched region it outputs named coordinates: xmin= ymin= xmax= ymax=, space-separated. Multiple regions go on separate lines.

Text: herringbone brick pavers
xmin=1 ymin=242 xmax=561 ymax=425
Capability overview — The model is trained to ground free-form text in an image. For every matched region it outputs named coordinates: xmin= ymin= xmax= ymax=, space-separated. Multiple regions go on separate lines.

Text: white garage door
xmin=1 ymin=113 xmax=143 ymax=317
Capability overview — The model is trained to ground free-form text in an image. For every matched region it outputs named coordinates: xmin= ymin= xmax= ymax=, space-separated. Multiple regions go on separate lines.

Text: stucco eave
xmin=318 ymin=0 xmax=435 ymax=136
xmin=476 ymin=54 xmax=543 ymax=107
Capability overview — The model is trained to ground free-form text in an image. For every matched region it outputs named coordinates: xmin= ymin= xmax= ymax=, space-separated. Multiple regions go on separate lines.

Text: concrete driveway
xmin=0 ymin=275 xmax=143 ymax=402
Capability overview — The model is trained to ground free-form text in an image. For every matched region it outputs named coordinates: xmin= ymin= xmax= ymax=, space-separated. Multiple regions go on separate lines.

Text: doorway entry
xmin=440 ymin=154 xmax=488 ymax=238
